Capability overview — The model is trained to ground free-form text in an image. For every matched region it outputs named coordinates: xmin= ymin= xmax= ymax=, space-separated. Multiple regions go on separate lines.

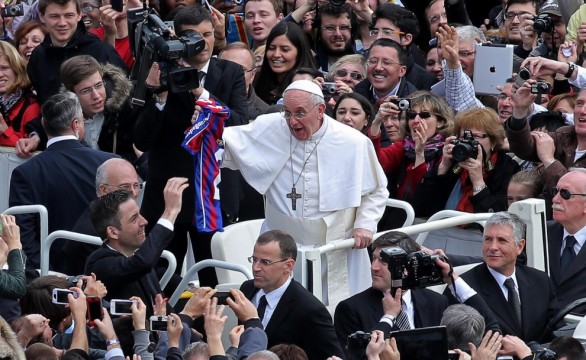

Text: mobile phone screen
xmin=111 ymin=0 xmax=123 ymax=12
xmin=86 ymin=297 xmax=103 ymax=326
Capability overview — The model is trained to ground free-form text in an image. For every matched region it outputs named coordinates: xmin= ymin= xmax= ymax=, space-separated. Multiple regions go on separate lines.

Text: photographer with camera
xmin=367 ymin=92 xmax=454 ymax=205
xmin=334 ymin=230 xmax=500 ymax=360
xmin=513 ymin=0 xmax=566 ymax=61
xmin=134 ymin=4 xmax=247 ymax=287
xmin=413 ymin=108 xmax=520 ymax=217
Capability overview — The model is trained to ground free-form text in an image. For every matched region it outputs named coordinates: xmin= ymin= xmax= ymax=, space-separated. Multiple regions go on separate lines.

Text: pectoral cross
xmin=286 ymin=187 xmax=302 ymax=210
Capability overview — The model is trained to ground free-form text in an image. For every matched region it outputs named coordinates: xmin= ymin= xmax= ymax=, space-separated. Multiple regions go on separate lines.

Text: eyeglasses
xmin=247 ymin=256 xmax=289 ymax=266
xmin=335 ymin=69 xmax=364 ymax=81
xmin=82 ymin=4 xmax=99 ymax=13
xmin=103 ymin=182 xmax=145 ymax=191
xmin=552 ymin=187 xmax=586 ymax=200
xmin=281 ymin=103 xmax=319 ymax=121
xmin=428 ymin=12 xmax=447 ymax=25
xmin=503 ymin=11 xmax=532 ymax=21
xmin=459 ymin=133 xmax=488 ymax=140
xmin=406 ymin=111 xmax=432 ymax=120
xmin=321 ymin=25 xmax=351 ymax=33
xmin=366 ymin=57 xmax=401 ymax=69
xmin=369 ymin=28 xmax=405 ymax=37
xmin=78 ymin=81 xmax=105 ymax=96
xmin=458 ymin=50 xmax=475 ymax=57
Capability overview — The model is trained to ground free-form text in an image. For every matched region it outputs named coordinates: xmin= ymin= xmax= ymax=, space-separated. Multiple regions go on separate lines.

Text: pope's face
xmin=282 ymin=89 xmax=326 ymax=141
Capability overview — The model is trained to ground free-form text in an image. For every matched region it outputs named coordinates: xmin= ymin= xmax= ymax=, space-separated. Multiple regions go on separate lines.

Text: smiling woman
xmin=254 ymin=22 xmax=316 ymax=105
xmin=0 ymin=41 xmax=41 ymax=147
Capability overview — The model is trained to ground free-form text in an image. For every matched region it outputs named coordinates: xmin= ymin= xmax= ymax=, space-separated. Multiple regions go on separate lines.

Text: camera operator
xmin=134 ymin=4 xmax=247 ymax=287
xmin=334 ymin=230 xmax=500 ymax=360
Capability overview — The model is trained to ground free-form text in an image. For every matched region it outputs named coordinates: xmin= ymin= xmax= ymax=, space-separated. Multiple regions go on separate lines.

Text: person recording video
xmin=334 ymin=230 xmax=500 ymax=360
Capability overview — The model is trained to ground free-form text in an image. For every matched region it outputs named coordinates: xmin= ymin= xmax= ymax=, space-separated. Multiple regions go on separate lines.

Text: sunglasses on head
xmin=406 ymin=111 xmax=432 ymax=120
xmin=335 ymin=69 xmax=364 ymax=81
xmin=552 ymin=187 xmax=586 ymax=200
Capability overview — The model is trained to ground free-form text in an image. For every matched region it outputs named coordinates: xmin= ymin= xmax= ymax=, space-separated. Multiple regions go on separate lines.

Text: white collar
xmin=47 ymin=135 xmax=78 ymax=147
xmin=255 ymin=276 xmax=292 ymax=309
xmin=487 ymin=266 xmax=518 ymax=289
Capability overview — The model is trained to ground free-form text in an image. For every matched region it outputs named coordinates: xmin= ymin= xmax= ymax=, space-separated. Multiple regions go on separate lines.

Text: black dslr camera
xmin=533 ymin=13 xmax=554 ymax=33
xmin=391 ymin=98 xmax=411 ymax=111
xmin=380 ymin=247 xmax=445 ymax=297
xmin=451 ymin=129 xmax=480 ymax=162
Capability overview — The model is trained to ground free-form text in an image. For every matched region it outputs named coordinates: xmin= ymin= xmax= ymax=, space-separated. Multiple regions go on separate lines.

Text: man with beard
xmin=313 ymin=3 xmax=356 ymax=72
xmin=503 ymin=0 xmax=539 ymax=45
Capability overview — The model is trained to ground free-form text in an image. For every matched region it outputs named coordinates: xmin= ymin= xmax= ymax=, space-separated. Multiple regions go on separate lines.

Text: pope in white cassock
xmin=221 ymin=80 xmax=389 ymax=303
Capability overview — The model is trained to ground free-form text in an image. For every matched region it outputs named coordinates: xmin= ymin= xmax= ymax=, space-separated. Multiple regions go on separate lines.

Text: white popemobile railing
xmin=304 ymin=198 xmax=548 ymax=305
xmin=40 ymin=230 xmax=177 ymax=289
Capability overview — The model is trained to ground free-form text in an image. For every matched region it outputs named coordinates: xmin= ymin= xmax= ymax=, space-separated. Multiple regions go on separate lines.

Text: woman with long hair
xmin=255 ymin=22 xmax=316 ymax=105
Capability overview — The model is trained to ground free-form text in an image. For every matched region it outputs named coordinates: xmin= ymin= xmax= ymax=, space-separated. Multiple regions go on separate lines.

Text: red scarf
xmin=455 ymin=151 xmax=499 ymax=213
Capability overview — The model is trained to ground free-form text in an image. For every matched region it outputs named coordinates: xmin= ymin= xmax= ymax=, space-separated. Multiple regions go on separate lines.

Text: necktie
xmin=257 ymin=295 xmax=267 ymax=321
xmin=504 ymin=278 xmax=522 ymax=327
xmin=394 ymin=300 xmax=411 ymax=330
xmin=560 ymin=235 xmax=577 ymax=277
xmin=198 ymin=71 xmax=206 ymax=86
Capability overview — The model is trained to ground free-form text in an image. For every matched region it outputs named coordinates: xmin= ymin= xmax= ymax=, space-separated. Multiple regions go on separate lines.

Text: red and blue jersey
xmin=182 ymin=99 xmax=230 ymax=233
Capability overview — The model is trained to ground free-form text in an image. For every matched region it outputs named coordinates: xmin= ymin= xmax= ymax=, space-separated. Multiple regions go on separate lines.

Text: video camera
xmin=381 ymin=247 xmax=445 ymax=297
xmin=128 ymin=8 xmax=205 ymax=105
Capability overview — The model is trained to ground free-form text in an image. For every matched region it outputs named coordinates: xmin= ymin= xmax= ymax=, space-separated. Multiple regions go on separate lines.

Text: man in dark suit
xmin=134 ymin=5 xmax=247 ymax=286
xmin=334 ymin=231 xmax=500 ymax=360
xmin=85 ymin=177 xmax=188 ymax=314
xmin=62 ymin=158 xmax=141 ymax=275
xmin=547 ymin=169 xmax=586 ymax=311
xmin=9 ymin=92 xmax=117 ymax=273
xmin=236 ymin=230 xmax=344 ymax=360
xmin=444 ymin=212 xmax=557 ymax=343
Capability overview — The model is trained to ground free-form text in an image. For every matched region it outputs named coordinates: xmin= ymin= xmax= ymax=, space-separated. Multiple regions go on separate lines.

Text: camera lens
xmin=398 ymin=99 xmax=410 ymax=110
xmin=452 ymin=143 xmax=472 ymax=162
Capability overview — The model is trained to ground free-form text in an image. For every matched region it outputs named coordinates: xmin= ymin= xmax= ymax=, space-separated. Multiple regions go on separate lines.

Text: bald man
xmin=62 ymin=158 xmax=141 ymax=275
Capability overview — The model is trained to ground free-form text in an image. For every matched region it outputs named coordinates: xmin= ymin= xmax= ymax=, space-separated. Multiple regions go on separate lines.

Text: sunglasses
xmin=335 ymin=69 xmax=364 ymax=81
xmin=552 ymin=187 xmax=586 ymax=200
xmin=406 ymin=111 xmax=432 ymax=120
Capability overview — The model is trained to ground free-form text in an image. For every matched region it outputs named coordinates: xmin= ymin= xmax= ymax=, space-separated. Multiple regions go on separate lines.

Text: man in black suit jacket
xmin=236 ymin=230 xmax=344 ymax=360
xmin=445 ymin=212 xmax=557 ymax=343
xmin=134 ymin=5 xmax=247 ymax=286
xmin=335 ymin=231 xmax=500 ymax=360
xmin=547 ymin=170 xmax=586 ymax=311
xmin=62 ymin=158 xmax=141 ymax=275
xmin=85 ymin=177 xmax=188 ymax=314
xmin=9 ymin=92 xmax=117 ymax=273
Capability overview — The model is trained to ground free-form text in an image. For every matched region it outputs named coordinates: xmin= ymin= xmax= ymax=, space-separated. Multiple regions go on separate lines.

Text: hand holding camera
xmin=166 ymin=313 xmax=183 ymax=348
xmin=370 ymin=97 xmax=401 ymax=137
xmin=225 ymin=289 xmax=258 ymax=322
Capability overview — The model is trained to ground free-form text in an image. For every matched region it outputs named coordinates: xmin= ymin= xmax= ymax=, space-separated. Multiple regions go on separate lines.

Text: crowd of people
xmin=4 ymin=0 xmax=586 ymax=357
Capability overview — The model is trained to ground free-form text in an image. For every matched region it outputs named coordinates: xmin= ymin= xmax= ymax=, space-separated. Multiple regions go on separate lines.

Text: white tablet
xmin=472 ymin=43 xmax=514 ymax=95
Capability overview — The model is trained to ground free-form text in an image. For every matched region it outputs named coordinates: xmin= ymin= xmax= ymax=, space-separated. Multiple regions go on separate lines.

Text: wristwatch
xmin=565 ymin=61 xmax=576 ymax=78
